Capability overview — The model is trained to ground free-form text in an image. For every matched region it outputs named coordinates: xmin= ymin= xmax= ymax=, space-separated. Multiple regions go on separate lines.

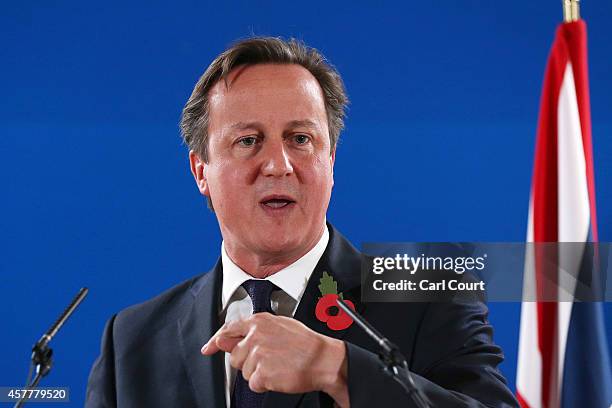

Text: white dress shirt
xmin=219 ymin=225 xmax=330 ymax=408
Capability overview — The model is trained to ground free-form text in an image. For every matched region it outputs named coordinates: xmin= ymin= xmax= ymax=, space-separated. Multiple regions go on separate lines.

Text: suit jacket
xmin=86 ymin=225 xmax=519 ymax=407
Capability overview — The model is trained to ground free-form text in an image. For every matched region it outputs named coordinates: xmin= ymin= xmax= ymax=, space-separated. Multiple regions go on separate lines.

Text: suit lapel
xmin=263 ymin=225 xmax=366 ymax=408
xmin=178 ymin=260 xmax=227 ymax=408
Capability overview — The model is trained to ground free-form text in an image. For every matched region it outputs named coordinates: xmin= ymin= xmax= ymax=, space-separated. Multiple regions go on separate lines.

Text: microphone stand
xmin=14 ymin=288 xmax=89 ymax=408
xmin=336 ymin=298 xmax=430 ymax=408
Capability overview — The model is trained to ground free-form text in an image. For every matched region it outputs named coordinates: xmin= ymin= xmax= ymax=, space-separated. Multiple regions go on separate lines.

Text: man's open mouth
xmin=260 ymin=196 xmax=296 ymax=209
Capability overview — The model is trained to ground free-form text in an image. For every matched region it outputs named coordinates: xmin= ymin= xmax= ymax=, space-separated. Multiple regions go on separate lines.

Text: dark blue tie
xmin=231 ymin=279 xmax=277 ymax=408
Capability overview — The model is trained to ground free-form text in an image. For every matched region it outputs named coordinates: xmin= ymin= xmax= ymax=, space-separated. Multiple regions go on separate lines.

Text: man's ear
xmin=189 ymin=150 xmax=210 ymax=197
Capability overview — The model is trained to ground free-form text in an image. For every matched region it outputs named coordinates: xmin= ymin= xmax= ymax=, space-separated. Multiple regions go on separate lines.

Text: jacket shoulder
xmin=111 ymin=272 xmax=212 ymax=355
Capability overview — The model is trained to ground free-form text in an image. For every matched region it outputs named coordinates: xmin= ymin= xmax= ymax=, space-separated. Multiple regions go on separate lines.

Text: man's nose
xmin=260 ymin=139 xmax=294 ymax=177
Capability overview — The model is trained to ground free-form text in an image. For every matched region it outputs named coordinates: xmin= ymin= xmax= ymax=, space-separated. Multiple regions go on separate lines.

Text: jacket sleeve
xmin=85 ymin=315 xmax=118 ymax=408
xmin=344 ymin=300 xmax=519 ymax=408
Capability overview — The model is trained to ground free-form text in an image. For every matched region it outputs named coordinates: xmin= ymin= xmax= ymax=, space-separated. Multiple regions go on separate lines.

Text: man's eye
xmin=294 ymin=134 xmax=310 ymax=144
xmin=238 ymin=136 xmax=258 ymax=146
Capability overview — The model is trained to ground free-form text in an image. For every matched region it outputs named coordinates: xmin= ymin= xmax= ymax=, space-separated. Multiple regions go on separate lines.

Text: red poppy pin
xmin=315 ymin=271 xmax=355 ymax=331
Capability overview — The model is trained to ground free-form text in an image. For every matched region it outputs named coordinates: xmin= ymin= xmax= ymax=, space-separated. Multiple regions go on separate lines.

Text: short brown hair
xmin=180 ymin=36 xmax=349 ymax=161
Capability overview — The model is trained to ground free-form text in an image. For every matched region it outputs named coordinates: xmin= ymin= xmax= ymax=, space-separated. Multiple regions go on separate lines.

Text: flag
xmin=516 ymin=20 xmax=612 ymax=408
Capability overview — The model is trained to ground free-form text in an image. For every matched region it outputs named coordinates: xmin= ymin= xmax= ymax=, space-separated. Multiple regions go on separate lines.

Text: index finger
xmin=201 ymin=319 xmax=250 ymax=355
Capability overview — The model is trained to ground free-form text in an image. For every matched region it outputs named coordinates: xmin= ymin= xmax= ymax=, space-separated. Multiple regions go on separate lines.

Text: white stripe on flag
xmin=556 ymin=62 xmax=591 ymax=402
xmin=557 ymin=62 xmax=590 ymax=245
xmin=517 ymin=201 xmax=542 ymax=408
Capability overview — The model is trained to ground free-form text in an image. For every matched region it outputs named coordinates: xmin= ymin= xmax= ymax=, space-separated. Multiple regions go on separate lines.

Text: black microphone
xmin=336 ymin=298 xmax=430 ymax=408
xmin=14 ymin=287 xmax=89 ymax=408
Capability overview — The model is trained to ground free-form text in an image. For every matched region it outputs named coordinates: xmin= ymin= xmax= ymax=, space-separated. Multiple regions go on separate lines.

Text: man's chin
xmin=256 ymin=235 xmax=301 ymax=254
xmin=252 ymin=228 xmax=310 ymax=256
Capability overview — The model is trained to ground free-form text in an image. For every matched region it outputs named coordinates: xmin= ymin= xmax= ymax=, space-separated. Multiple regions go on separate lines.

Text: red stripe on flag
xmin=531 ymin=22 xmax=571 ymax=408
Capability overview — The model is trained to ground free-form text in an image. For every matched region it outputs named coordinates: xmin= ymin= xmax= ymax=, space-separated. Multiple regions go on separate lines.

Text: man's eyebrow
xmin=286 ymin=119 xmax=319 ymax=130
xmin=229 ymin=120 xmax=320 ymax=131
xmin=229 ymin=121 xmax=263 ymax=130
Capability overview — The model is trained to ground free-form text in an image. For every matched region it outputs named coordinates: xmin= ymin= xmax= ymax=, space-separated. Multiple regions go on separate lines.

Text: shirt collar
xmin=220 ymin=224 xmax=329 ymax=312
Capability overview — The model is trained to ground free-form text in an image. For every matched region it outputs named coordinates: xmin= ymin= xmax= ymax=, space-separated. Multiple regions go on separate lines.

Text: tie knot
xmin=241 ymin=279 xmax=277 ymax=314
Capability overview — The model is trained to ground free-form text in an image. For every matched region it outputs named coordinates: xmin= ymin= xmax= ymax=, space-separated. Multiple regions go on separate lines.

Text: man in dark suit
xmin=86 ymin=37 xmax=519 ymax=408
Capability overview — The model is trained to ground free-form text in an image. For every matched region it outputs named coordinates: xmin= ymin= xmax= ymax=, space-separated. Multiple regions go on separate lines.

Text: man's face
xmin=191 ymin=64 xmax=335 ymax=261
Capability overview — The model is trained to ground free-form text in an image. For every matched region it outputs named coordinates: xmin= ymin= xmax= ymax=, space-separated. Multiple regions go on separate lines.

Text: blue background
xmin=2 ymin=1 xmax=612 ymax=406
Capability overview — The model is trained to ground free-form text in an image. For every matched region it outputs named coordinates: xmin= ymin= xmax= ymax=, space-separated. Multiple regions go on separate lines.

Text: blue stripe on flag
xmin=561 ymin=301 xmax=612 ymax=408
